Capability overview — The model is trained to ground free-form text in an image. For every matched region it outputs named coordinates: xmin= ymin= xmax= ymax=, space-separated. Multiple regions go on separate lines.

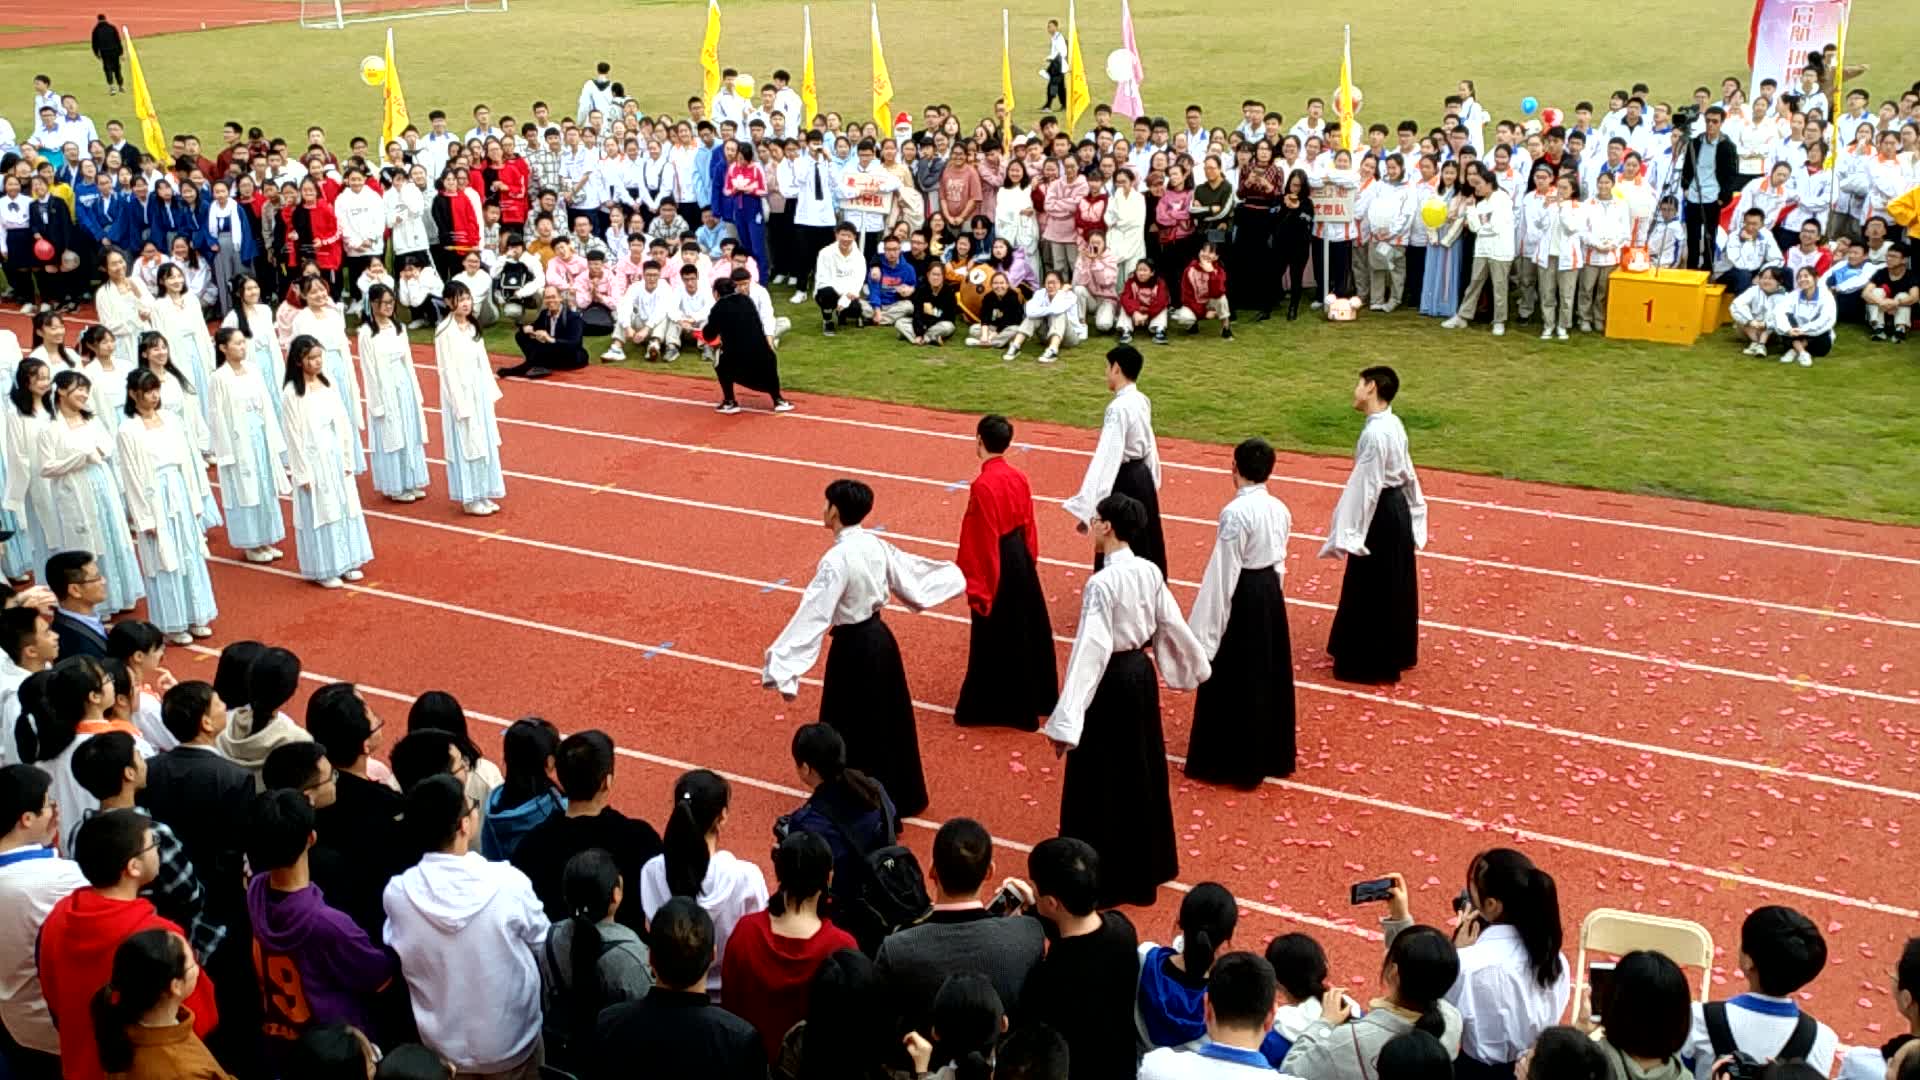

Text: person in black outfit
xmin=43 ymin=552 xmax=109 ymax=660
xmin=90 ymin=16 xmax=124 ymax=94
xmin=510 ymin=729 xmax=661 ymax=934
xmin=139 ymin=681 xmax=255 ymax=927
xmin=1274 ymin=171 xmax=1316 ymax=320
xmin=780 ymin=724 xmax=899 ymax=954
xmin=1023 ymin=837 xmax=1141 ymax=1080
xmin=502 ymin=284 xmax=586 ymax=378
xmin=702 ymin=273 xmax=791 ymax=414
xmin=1681 ymin=106 xmax=1740 ymax=273
xmin=305 ymin=682 xmax=406 ymax=938
xmin=589 ymin=897 xmax=764 ymax=1080
xmin=26 ymin=176 xmax=79 ymax=311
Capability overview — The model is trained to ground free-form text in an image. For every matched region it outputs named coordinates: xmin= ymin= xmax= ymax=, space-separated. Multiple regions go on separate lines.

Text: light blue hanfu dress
xmin=282 ymin=379 xmax=374 ymax=582
xmin=35 ymin=413 xmax=145 ymax=615
xmin=290 ymin=304 xmax=367 ymax=476
xmin=152 ymin=370 xmax=221 ymax=527
xmin=219 ymin=303 xmax=289 ymax=432
xmin=433 ymin=319 xmax=506 ymax=506
xmin=154 ymin=291 xmax=215 ymax=428
xmin=358 ymin=320 xmax=430 ymax=499
xmin=116 ymin=412 xmax=218 ymax=633
xmin=1419 ymin=205 xmax=1467 ymax=318
xmin=209 ymin=361 xmax=289 ymax=551
xmin=0 ymin=405 xmax=51 ymax=581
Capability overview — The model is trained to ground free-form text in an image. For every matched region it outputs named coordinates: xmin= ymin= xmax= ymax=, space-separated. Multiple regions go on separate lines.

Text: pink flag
xmin=1111 ymin=0 xmax=1144 ymax=117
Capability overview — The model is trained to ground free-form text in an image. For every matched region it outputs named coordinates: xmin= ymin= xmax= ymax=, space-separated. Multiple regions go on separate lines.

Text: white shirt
xmin=1683 ymin=995 xmax=1838 ymax=1080
xmin=1189 ymin=484 xmax=1291 ymax=659
xmin=762 ymin=526 xmax=965 ymax=695
xmin=814 ymin=243 xmax=866 ymax=299
xmin=0 ymin=845 xmax=91 ymax=1053
xmin=636 ymin=849 xmax=769 ymax=993
xmin=1446 ymin=924 xmax=1572 ymax=1066
xmin=1320 ymin=407 xmax=1427 ymax=557
xmin=772 ymin=87 xmax=806 ymax=133
xmin=1140 ymin=1043 xmax=1281 ymax=1079
xmin=1044 ymin=548 xmax=1211 ymax=748
xmin=618 ymin=278 xmax=678 ymax=327
xmin=1062 ymin=383 xmax=1159 ymax=525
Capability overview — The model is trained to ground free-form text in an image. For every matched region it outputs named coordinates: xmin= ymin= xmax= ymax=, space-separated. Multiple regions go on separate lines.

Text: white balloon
xmin=1105 ymin=48 xmax=1136 ymax=84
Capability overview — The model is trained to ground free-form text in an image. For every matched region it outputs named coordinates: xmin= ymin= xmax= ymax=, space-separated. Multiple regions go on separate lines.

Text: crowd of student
xmin=2 ymin=45 xmax=1916 ymax=384
xmin=1 ymin=612 xmax=1915 ymax=1080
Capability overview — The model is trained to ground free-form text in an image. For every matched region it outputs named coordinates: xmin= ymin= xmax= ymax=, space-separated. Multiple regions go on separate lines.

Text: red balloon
xmin=31 ymin=238 xmax=54 ymax=262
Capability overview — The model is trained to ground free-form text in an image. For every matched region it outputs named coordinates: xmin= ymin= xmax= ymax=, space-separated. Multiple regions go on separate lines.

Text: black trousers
xmin=1685 ymin=198 xmax=1725 ymax=271
xmin=816 ymin=286 xmax=862 ymax=323
xmin=718 ymin=371 xmax=781 ymax=404
xmin=1310 ymin=238 xmax=1353 ymax=300
xmin=792 ymin=223 xmax=834 ymax=288
xmin=101 ymin=53 xmax=124 ymax=89
xmin=1045 ymin=69 xmax=1067 ymax=109
xmin=769 ymin=204 xmax=797 ymax=279
xmin=342 ymin=254 xmax=375 ymax=301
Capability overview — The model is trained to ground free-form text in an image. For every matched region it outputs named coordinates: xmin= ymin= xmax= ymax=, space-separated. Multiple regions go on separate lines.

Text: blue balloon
xmin=1521 ymin=96 xmax=1539 ymax=115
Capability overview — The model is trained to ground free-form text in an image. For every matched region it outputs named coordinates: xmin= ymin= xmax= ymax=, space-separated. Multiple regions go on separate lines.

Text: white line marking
xmin=202 ymin=556 xmax=1915 ymax=918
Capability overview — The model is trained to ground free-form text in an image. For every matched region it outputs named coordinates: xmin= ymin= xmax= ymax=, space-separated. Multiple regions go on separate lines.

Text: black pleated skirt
xmin=1059 ymin=649 xmax=1177 ymax=908
xmin=1093 ymin=459 xmax=1169 ymax=580
xmin=955 ymin=528 xmax=1059 ymax=730
xmin=819 ymin=614 xmax=929 ymax=817
xmin=1186 ymin=566 xmax=1297 ymax=787
xmin=1325 ymin=486 xmax=1420 ymax=684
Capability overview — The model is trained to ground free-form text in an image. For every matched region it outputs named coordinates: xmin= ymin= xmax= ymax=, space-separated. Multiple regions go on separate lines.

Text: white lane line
xmin=426 ymin=405 xmax=1920 ymax=629
xmin=339 ymin=478 xmax=1920 ymax=804
xmin=182 ymin=630 xmax=1373 ymax=939
xmin=202 ymin=556 xmax=1917 ymax=919
xmin=420 ymin=360 xmax=1920 ymax=568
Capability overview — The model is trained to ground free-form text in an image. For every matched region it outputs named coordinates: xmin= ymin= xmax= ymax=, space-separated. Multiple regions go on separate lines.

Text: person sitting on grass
xmin=901 ymin=261 xmax=960 ymax=346
xmin=864 ymin=235 xmax=917 ymax=327
xmin=1731 ymin=266 xmax=1787 ymax=357
xmin=1119 ymin=259 xmax=1173 ymax=346
xmin=1771 ymin=266 xmax=1836 ymax=368
xmin=814 ymin=223 xmax=867 ymax=337
xmin=1002 ymin=271 xmax=1086 ymax=363
xmin=1173 ymin=241 xmax=1233 ymax=340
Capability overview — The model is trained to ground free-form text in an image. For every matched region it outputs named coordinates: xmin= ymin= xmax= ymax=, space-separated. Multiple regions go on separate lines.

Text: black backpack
xmin=1703 ymin=1001 xmax=1820 ymax=1065
xmin=809 ymin=797 xmax=932 ymax=944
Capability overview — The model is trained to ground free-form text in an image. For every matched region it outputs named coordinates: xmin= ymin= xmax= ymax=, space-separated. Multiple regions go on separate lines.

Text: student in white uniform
xmin=1684 ymin=907 xmax=1838 ymax=1080
xmin=636 ymin=769 xmax=768 ymax=996
xmin=1062 ymin=345 xmax=1165 ymax=576
xmin=3 ymin=361 xmax=57 ymax=583
xmin=217 ymin=274 xmax=287 ymax=431
xmin=37 ymin=370 xmax=144 ymax=616
xmin=92 ymin=249 xmax=153 ymax=371
xmin=74 ymin=327 xmax=126 ymax=436
xmin=1321 ymin=366 xmax=1426 ymax=685
xmin=0 ymin=764 xmax=92 ymax=1064
xmin=762 ymin=479 xmax=963 ymax=820
xmin=1446 ymin=848 xmax=1572 ymax=1080
xmin=1139 ymin=953 xmax=1284 ymax=1079
xmin=150 ymin=265 xmax=214 ymax=429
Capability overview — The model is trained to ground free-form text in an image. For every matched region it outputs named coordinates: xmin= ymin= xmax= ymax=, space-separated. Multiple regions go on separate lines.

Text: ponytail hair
xmin=1471 ymin=848 xmax=1565 ymax=989
xmin=791 ymin=723 xmax=884 ymax=813
xmin=1265 ymin=932 xmax=1332 ymax=1003
xmin=663 ymin=768 xmax=730 ymax=898
xmin=1177 ymin=882 xmax=1238 ymax=978
xmin=1383 ymin=924 xmax=1461 ymax=1039
xmin=561 ymin=848 xmax=620 ymax=1036
xmin=929 ymin=973 xmax=1003 ymax=1080
xmin=91 ymin=929 xmax=189 ymax=1073
xmin=768 ymin=830 xmax=833 ymax=917
xmin=243 ymin=647 xmax=302 ymax=735
xmin=11 ymin=670 xmax=53 ymax=765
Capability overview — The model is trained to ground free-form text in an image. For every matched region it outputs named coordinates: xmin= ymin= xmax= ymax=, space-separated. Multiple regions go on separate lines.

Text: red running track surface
xmin=4 ymin=309 xmax=1916 ymax=1044
xmin=0 ymin=0 xmax=469 ymax=48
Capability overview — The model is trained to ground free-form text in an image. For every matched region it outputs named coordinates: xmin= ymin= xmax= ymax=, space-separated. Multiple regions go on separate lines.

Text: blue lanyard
xmin=1196 ymin=1041 xmax=1272 ymax=1068
xmin=0 ymin=847 xmax=56 ymax=870
xmin=1730 ymin=993 xmax=1799 ymax=1018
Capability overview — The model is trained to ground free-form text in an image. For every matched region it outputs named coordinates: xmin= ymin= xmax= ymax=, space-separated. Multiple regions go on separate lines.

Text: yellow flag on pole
xmin=801 ymin=6 xmax=819 ymax=127
xmin=870 ymin=3 xmax=895 ymax=132
xmin=1826 ymin=1 xmax=1850 ymax=168
xmin=700 ymin=0 xmax=723 ymax=113
xmin=1000 ymin=9 xmax=1016 ymax=145
xmin=381 ymin=28 xmax=410 ymax=150
xmin=1336 ymin=24 xmax=1358 ymax=152
xmin=1065 ymin=0 xmax=1090 ymax=132
xmin=121 ymin=27 xmax=173 ymax=168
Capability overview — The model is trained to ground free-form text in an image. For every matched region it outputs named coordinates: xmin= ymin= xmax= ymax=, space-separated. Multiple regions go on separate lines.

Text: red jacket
xmin=956 ymin=456 xmax=1041 ymax=616
xmin=1183 ymin=260 xmax=1227 ymax=307
xmin=38 ymin=890 xmax=220 ymax=1080
xmin=435 ymin=191 xmax=481 ymax=251
xmin=495 ymin=158 xmax=531 ymax=225
xmin=1120 ymin=277 xmax=1170 ymax=318
xmin=283 ymin=199 xmax=343 ymax=270
xmin=719 ymin=911 xmax=858 ymax=1065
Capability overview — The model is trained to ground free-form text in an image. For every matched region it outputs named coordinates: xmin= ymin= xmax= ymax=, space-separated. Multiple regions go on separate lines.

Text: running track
xmin=0 ymin=0 xmax=460 ymax=48
xmin=4 ymin=308 xmax=1916 ymax=1043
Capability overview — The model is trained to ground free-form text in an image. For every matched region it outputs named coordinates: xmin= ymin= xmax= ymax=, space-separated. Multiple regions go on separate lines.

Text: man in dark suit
xmin=305 ymin=682 xmax=406 ymax=938
xmin=1681 ymin=105 xmax=1741 ymax=272
xmin=43 ymin=551 xmax=108 ymax=660
xmin=500 ymin=284 xmax=586 ymax=379
xmin=590 ymin=899 xmax=763 ymax=1079
xmin=141 ymin=680 xmax=256 ymax=923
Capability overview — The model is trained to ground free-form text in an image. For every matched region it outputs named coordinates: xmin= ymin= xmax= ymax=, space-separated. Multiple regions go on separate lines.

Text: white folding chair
xmin=1572 ymin=907 xmax=1716 ymax=1022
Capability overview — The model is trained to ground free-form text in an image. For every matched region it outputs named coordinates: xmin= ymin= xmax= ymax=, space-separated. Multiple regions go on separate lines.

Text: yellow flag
xmin=121 ymin=28 xmax=172 ymax=168
xmin=1000 ymin=9 xmax=1016 ymax=145
xmin=1336 ymin=25 xmax=1358 ymax=152
xmin=381 ymin=28 xmax=410 ymax=150
xmin=1065 ymin=0 xmax=1090 ymax=132
xmin=870 ymin=3 xmax=894 ymax=132
xmin=700 ymin=0 xmax=723 ymax=112
xmin=801 ymin=6 xmax=818 ymax=127
xmin=1825 ymin=2 xmax=1849 ymax=168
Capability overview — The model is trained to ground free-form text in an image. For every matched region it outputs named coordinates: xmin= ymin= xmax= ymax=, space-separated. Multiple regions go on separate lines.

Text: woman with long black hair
xmin=638 ymin=768 xmax=768 ymax=995
xmin=3 ymin=357 xmax=56 ymax=581
xmin=788 ymin=950 xmax=898 ymax=1080
xmin=904 ymin=974 xmax=1004 ymax=1080
xmin=208 ymin=325 xmax=288 ymax=565
xmin=1232 ymin=141 xmax=1284 ymax=317
xmin=543 ymin=848 xmax=651 ymax=1066
xmin=408 ymin=689 xmax=502 ymax=818
xmin=1274 ymin=169 xmax=1316 ymax=320
xmin=358 ymin=284 xmax=430 ymax=504
xmin=722 ymin=831 xmax=859 ymax=1064
xmin=779 ymin=723 xmax=899 ymax=953
xmin=217 ymin=645 xmax=310 ymax=781
xmin=218 ymin=273 xmax=288 ymax=431
xmin=1137 ymin=882 xmax=1279 ymax=1056
xmin=37 ymin=369 xmax=145 ymax=615
xmin=89 ymin=929 xmax=230 ymax=1080
xmin=280 ymin=334 xmax=373 ymax=589
xmin=1447 ymin=849 xmax=1570 ymax=1080
xmin=479 ymin=716 xmax=564 ymax=861
xmin=116 ymin=367 xmax=218 ymax=645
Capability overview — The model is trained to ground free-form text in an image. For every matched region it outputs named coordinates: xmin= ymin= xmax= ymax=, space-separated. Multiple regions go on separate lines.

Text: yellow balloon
xmin=733 ymin=74 xmax=754 ymax=99
xmin=359 ymin=55 xmax=386 ymax=86
xmin=1420 ymin=197 xmax=1447 ymax=229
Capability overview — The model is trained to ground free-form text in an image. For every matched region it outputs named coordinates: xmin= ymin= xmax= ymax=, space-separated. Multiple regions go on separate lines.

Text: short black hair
xmin=649 ymin=896 xmax=716 ymax=989
xmin=1265 ymin=933 xmax=1331 ymax=1003
xmin=160 ymin=680 xmax=216 ymax=744
xmin=1360 ymin=365 xmax=1400 ymax=402
xmin=1901 ymin=937 xmax=1920 ymax=999
xmin=1096 ymin=493 xmax=1148 ymax=543
xmin=931 ymin=817 xmax=992 ymax=896
xmin=1206 ymin=952 xmax=1278 ymax=1027
xmin=306 ymin=683 xmax=372 ymax=768
xmin=0 ymin=607 xmax=44 ymax=663
xmin=824 ymin=479 xmax=875 ymax=526
xmin=105 ymin=620 xmax=163 ymax=663
xmin=44 ymin=550 xmax=96 ymax=602
xmin=1233 ymin=437 xmax=1275 ymax=483
xmin=74 ymin=808 xmax=151 ymax=887
xmin=390 ymin=730 xmax=460 ymax=792
xmin=1028 ymin=836 xmax=1099 ymax=917
xmin=0 ymin=764 xmax=52 ymax=837
xmin=285 ymin=1024 xmax=371 ymax=1079
xmin=1600 ymin=950 xmax=1693 ymax=1060
xmin=1741 ymin=906 xmax=1827 ymax=995
xmin=992 ymin=1024 xmax=1070 ymax=1080
xmin=1106 ymin=344 xmax=1144 ymax=381
xmin=247 ymin=788 xmax=316 ymax=873
xmin=405 ymin=773 xmax=469 ymax=852
xmin=554 ymin=729 xmax=615 ymax=801
xmin=71 ymin=730 xmax=138 ymax=800
xmin=977 ymin=414 xmax=1014 ymax=454
xmin=263 ymin=741 xmax=330 ymax=793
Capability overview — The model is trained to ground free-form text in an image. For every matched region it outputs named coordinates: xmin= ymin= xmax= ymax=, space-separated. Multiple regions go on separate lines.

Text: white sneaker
xmin=14 ymin=302 xmax=32 ymax=314
xmin=773 ymin=400 xmax=795 ymax=413
xmin=1578 ymin=321 xmax=1594 ymax=333
xmin=189 ymin=626 xmax=213 ymax=639
xmin=602 ymin=342 xmax=626 ymax=361
xmin=1441 ymin=316 xmax=1466 ymax=329
xmin=1037 ymin=347 xmax=1059 ymax=364
xmin=1744 ymin=342 xmax=1765 ymax=356
xmin=1491 ymin=323 xmax=1505 ymax=337
xmin=462 ymin=501 xmax=493 ymax=515
xmin=1541 ymin=327 xmax=1554 ymax=340
xmin=1779 ymin=352 xmax=1797 ymax=364
xmin=166 ymin=631 xmax=193 ymax=645
xmin=317 ymin=577 xmax=345 ymax=589
xmin=1555 ymin=327 xmax=1569 ymax=340
xmin=1368 ymin=303 xmax=1388 ymax=312
xmin=1002 ymin=344 xmax=1020 ymax=361
xmin=343 ymin=569 xmax=365 ymax=582
xmin=245 ymin=549 xmax=274 ymax=563
xmin=964 ymin=336 xmax=983 ymax=347
xmin=789 ymin=290 xmax=807 ymax=305
xmin=266 ymin=546 xmax=285 ymax=559
xmin=1797 ymin=353 xmax=1812 ymax=367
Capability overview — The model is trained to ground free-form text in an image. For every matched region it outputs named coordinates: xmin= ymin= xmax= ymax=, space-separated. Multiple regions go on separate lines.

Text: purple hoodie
xmin=246 ymin=874 xmax=400 ymax=1045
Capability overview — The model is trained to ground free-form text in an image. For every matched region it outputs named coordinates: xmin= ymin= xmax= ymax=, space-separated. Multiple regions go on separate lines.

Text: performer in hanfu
xmin=1061 ymin=344 xmax=1167 ymax=578
xmin=953 ymin=414 xmax=1057 ymax=730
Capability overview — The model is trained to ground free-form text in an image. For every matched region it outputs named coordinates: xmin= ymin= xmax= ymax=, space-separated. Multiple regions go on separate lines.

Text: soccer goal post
xmin=299 ymin=0 xmax=507 ymax=31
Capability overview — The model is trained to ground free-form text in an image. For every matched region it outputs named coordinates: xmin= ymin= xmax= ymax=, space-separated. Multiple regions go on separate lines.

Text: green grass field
xmin=9 ymin=0 xmax=1920 ymax=523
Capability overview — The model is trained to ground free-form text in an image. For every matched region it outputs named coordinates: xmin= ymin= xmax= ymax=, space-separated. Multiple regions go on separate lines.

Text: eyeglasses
xmin=302 ymin=767 xmax=340 ymax=792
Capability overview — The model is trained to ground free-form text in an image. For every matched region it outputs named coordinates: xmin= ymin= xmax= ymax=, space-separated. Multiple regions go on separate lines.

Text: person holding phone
xmin=1445 ymin=849 xmax=1572 ymax=1080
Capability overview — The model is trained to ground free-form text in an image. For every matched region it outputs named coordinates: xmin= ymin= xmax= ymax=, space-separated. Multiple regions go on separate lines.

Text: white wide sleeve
xmin=882 ymin=541 xmax=965 ymax=612
xmin=1043 ymin=581 xmax=1116 ymax=749
xmin=1188 ymin=510 xmax=1244 ymax=661
xmin=1061 ymin=402 xmax=1124 ymax=525
xmin=762 ymin=556 xmax=845 ymax=697
xmin=115 ymin=425 xmax=157 ymax=535
xmin=1319 ymin=437 xmax=1386 ymax=558
xmin=1152 ymin=583 xmax=1213 ymax=691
